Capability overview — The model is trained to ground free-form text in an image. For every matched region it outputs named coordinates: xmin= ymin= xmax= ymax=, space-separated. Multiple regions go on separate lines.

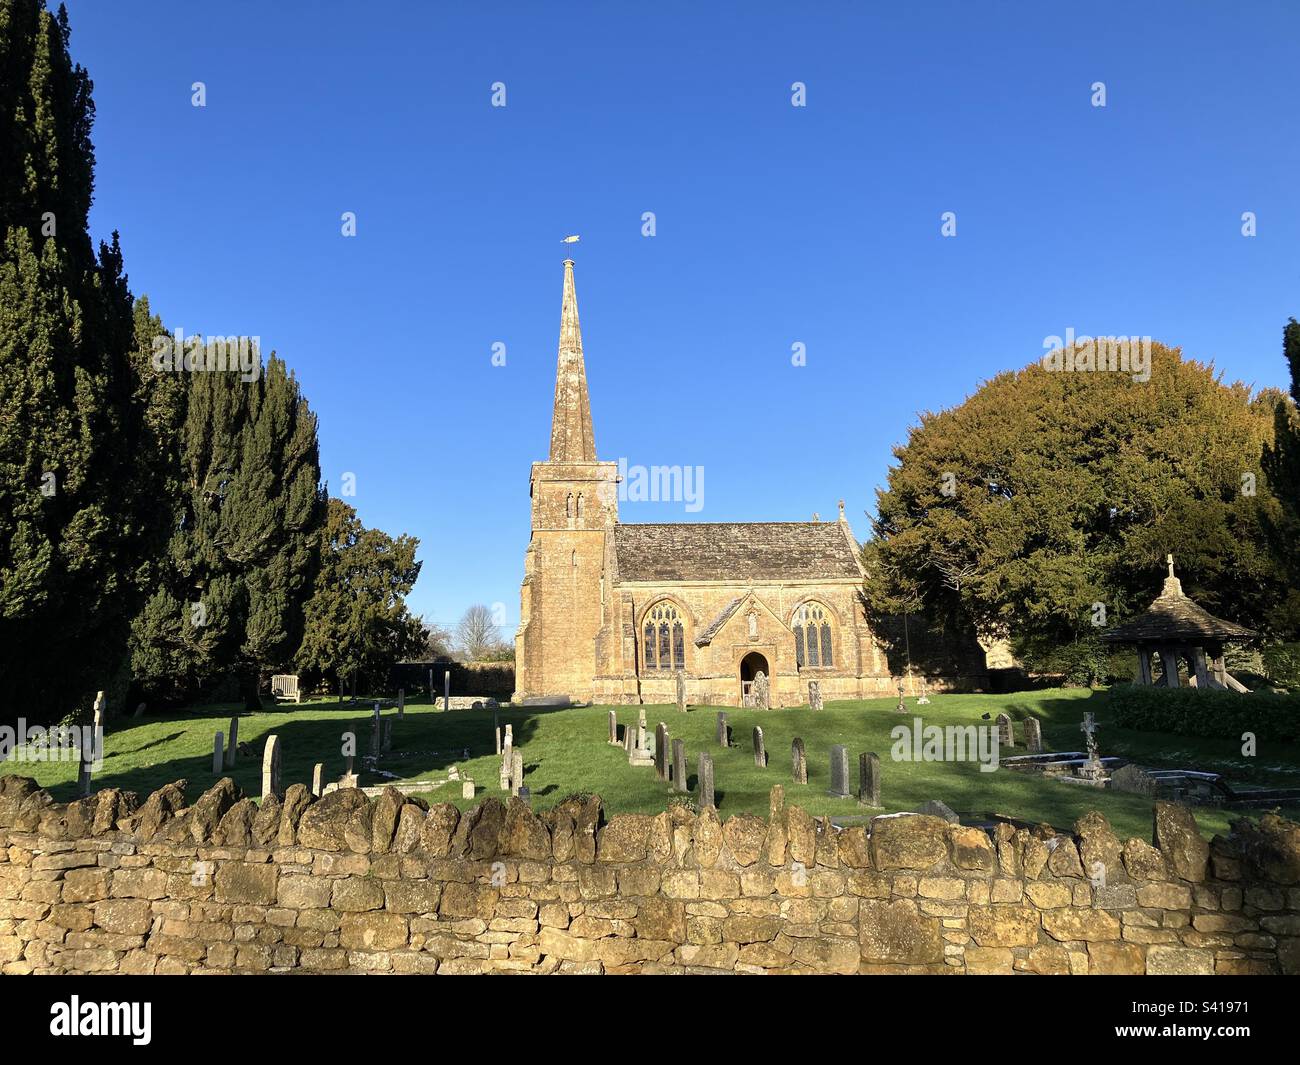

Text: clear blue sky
xmin=63 ymin=0 xmax=1300 ymax=634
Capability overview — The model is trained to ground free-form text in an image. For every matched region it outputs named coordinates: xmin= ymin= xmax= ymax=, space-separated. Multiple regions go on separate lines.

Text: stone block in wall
xmin=869 ymin=814 xmax=948 ymax=871
xmin=859 ymin=898 xmax=944 ymax=964
xmin=1153 ymin=802 xmax=1210 ymax=883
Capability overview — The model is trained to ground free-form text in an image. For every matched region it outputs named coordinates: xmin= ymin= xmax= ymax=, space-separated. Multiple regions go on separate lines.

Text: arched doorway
xmin=739 ymin=651 xmax=769 ymax=705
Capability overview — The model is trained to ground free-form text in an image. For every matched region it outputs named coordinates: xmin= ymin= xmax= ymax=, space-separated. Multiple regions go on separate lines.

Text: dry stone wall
xmin=1 ymin=774 xmax=1298 ymax=975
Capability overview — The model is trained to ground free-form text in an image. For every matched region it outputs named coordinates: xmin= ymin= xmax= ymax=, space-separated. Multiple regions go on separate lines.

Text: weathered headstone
xmin=675 ymin=669 xmax=687 ymax=713
xmin=381 ymin=719 xmax=393 ymax=753
xmin=753 ymin=726 xmax=766 ymax=768
xmin=462 ymin=779 xmax=475 ymax=800
xmin=311 ymin=763 xmax=324 ymax=797
xmin=134 ymin=702 xmax=146 ymax=719
xmin=504 ymin=723 xmax=514 ymax=748
xmin=808 ymin=680 xmax=823 ymax=712
xmin=443 ymin=670 xmax=450 ymax=712
xmin=518 ymin=785 xmax=531 ymax=804
xmin=895 ymin=681 xmax=907 ymax=713
xmin=608 ymin=710 xmax=618 ymax=745
xmin=370 ymin=705 xmax=381 ymax=757
xmin=500 ymin=741 xmax=513 ymax=791
xmin=622 ymin=725 xmax=634 ymax=753
xmin=637 ymin=708 xmax=647 ymax=751
xmin=671 ymin=738 xmax=687 ymax=793
xmin=995 ymin=712 xmax=1014 ymax=747
xmin=697 ymin=752 xmax=715 ymax=809
xmin=495 ymin=726 xmax=502 ymax=755
xmin=261 ymin=734 xmax=282 ymax=800
xmin=791 ymin=738 xmax=807 ymax=785
xmin=1024 ymin=715 xmax=1043 ymax=753
xmin=654 ymin=723 xmax=669 ymax=782
xmin=829 ymin=745 xmax=850 ymax=798
xmin=397 ymin=688 xmax=405 ymax=718
xmin=213 ymin=732 xmax=224 ymax=774
xmin=858 ymin=751 xmax=881 ymax=807
xmin=511 ymin=750 xmax=524 ymax=796
xmin=428 ymin=667 xmax=435 ymax=700
xmin=224 ymin=716 xmax=239 ymax=769
xmin=715 ymin=711 xmax=729 ymax=748
xmin=753 ymin=671 xmax=770 ymax=710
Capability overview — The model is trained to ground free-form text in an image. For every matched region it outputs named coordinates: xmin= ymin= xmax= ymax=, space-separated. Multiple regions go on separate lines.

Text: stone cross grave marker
xmin=753 ymin=726 xmax=766 ymax=768
xmin=1025 ymin=715 xmax=1043 ymax=753
xmin=829 ymin=745 xmax=850 ymax=798
xmin=715 ymin=711 xmax=729 ymax=748
xmin=996 ymin=712 xmax=1014 ymax=748
xmin=224 ymin=716 xmax=239 ymax=769
xmin=791 ymin=737 xmax=807 ymax=785
xmin=697 ymin=752 xmax=715 ymax=809
xmin=654 ymin=723 xmax=669 ymax=782
xmin=212 ymin=732 xmax=224 ymax=774
xmin=262 ymin=734 xmax=282 ymax=800
xmin=675 ymin=669 xmax=687 ymax=713
xmin=916 ymin=678 xmax=931 ymax=705
xmin=859 ymin=752 xmax=881 ymax=808
xmin=753 ymin=671 xmax=770 ymax=710
xmin=895 ymin=681 xmax=907 ymax=713
xmin=808 ymin=680 xmax=823 ymax=712
xmin=671 ymin=738 xmax=687 ymax=793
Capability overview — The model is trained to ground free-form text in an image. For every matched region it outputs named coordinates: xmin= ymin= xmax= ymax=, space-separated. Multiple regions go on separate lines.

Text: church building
xmin=514 ymin=260 xmax=986 ymax=707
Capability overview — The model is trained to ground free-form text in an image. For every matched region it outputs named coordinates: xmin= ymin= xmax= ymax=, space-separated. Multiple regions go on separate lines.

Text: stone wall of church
xmin=3 ymin=776 xmax=1296 ymax=975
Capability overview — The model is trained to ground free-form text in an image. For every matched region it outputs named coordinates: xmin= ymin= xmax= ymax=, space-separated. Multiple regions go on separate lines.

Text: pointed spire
xmin=549 ymin=259 xmax=597 ymax=462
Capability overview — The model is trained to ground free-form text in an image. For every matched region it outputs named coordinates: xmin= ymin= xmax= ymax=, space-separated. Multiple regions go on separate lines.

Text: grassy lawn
xmin=4 ymin=689 xmax=1298 ymax=841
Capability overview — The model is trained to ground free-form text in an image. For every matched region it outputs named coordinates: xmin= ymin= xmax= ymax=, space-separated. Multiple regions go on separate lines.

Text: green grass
xmin=4 ymin=689 xmax=1298 ymax=841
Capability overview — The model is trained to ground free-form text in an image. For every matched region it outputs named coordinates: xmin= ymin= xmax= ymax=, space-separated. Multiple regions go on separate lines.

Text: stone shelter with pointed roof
xmin=1102 ymin=555 xmax=1256 ymax=691
xmin=514 ymin=260 xmax=989 ymax=706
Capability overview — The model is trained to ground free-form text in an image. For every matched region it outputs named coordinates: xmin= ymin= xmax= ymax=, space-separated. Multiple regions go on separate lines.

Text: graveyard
xmin=5 ymin=689 xmax=1298 ymax=842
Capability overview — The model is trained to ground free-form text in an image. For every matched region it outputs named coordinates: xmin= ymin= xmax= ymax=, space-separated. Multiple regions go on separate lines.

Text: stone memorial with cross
xmin=1078 ymin=713 xmax=1106 ymax=781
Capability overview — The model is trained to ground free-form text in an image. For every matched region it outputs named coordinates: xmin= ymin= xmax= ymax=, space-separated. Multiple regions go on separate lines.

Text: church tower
xmin=514 ymin=260 xmax=619 ymax=701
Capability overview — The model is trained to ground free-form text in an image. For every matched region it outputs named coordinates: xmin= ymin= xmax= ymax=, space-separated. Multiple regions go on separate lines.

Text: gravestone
xmin=671 ymin=738 xmax=687 ymax=793
xmin=829 ymin=745 xmax=850 ymax=798
xmin=511 ymin=751 xmax=524 ymax=796
xmin=495 ymin=726 xmax=502 ymax=755
xmin=428 ymin=667 xmax=435 ymax=700
xmin=637 ymin=708 xmax=647 ymax=751
xmin=916 ymin=678 xmax=931 ymax=705
xmin=675 ymin=669 xmax=687 ymax=713
xmin=341 ymin=751 xmax=359 ymax=790
xmin=654 ymin=723 xmax=669 ymax=782
xmin=134 ymin=702 xmax=146 ymax=719
xmin=397 ymin=688 xmax=405 ymax=719
xmin=504 ymin=723 xmax=514 ymax=748
xmin=311 ymin=763 xmax=324 ymax=797
xmin=213 ymin=732 xmax=224 ymax=774
xmin=753 ymin=671 xmax=770 ymax=710
xmin=500 ymin=740 xmax=513 ymax=791
xmin=808 ymin=680 xmax=823 ymax=712
xmin=262 ymin=734 xmax=282 ymax=800
xmin=791 ymin=738 xmax=807 ymax=785
xmin=858 ymin=751 xmax=881 ymax=807
xmin=995 ymin=713 xmax=1014 ymax=747
xmin=462 ymin=779 xmax=475 ymax=800
xmin=443 ymin=671 xmax=451 ymax=712
xmin=381 ymin=719 xmax=393 ymax=753
xmin=697 ymin=752 xmax=715 ymax=809
xmin=753 ymin=726 xmax=766 ymax=768
xmin=1025 ymin=715 xmax=1044 ymax=753
xmin=915 ymin=799 xmax=960 ymax=823
xmin=224 ymin=716 xmax=239 ymax=770
xmin=370 ymin=706 xmax=381 ymax=758
xmin=623 ymin=725 xmax=634 ymax=753
xmin=608 ymin=710 xmax=618 ymax=745
xmin=715 ymin=712 xmax=729 ymax=748
xmin=895 ymin=681 xmax=907 ymax=713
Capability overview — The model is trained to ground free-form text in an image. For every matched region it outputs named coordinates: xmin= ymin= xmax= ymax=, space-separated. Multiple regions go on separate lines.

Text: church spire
xmin=549 ymin=259 xmax=597 ymax=462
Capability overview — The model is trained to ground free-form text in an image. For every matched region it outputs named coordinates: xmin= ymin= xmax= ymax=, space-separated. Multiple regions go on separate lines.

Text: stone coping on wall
xmin=1 ymin=775 xmax=1297 ymax=975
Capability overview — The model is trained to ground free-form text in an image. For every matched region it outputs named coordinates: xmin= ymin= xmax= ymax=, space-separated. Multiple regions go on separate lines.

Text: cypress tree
xmin=0 ymin=1 xmax=152 ymax=722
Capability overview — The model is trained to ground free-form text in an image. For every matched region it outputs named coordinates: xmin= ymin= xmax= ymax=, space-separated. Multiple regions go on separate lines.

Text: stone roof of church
xmin=614 ymin=522 xmax=861 ymax=583
xmin=1101 ymin=561 xmax=1255 ymax=645
xmin=694 ymin=597 xmax=745 ymax=646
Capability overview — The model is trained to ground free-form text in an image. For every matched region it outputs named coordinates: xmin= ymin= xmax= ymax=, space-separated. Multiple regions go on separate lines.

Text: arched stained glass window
xmin=642 ymin=602 xmax=687 ymax=671
xmin=793 ymin=603 xmax=834 ymax=668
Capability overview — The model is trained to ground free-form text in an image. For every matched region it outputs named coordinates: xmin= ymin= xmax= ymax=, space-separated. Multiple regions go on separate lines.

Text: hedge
xmin=1107 ymin=684 xmax=1300 ymax=743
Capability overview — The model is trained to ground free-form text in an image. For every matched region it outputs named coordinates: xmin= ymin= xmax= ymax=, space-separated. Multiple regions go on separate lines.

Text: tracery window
xmin=643 ymin=602 xmax=686 ymax=671
xmin=793 ymin=603 xmax=834 ymax=668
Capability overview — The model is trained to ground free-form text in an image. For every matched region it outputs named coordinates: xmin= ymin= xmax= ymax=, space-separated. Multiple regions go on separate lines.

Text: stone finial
xmin=1160 ymin=553 xmax=1184 ymax=598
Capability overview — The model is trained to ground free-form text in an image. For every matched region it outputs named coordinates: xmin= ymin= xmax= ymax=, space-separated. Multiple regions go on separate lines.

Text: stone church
xmin=514 ymin=260 xmax=987 ymax=707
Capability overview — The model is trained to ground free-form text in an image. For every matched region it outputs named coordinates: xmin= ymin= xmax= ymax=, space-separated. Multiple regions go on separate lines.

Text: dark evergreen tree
xmin=296 ymin=498 xmax=425 ymax=693
xmin=0 ymin=1 xmax=153 ymax=723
